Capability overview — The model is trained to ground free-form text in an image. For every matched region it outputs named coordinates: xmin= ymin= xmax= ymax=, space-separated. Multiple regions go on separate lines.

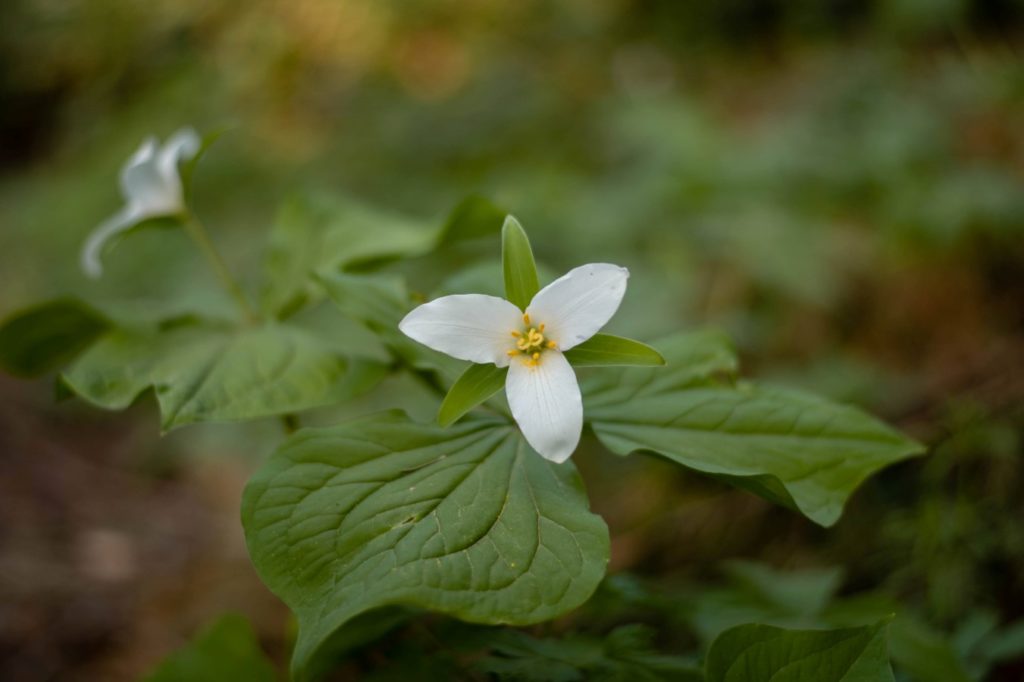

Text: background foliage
xmin=0 ymin=0 xmax=1022 ymax=680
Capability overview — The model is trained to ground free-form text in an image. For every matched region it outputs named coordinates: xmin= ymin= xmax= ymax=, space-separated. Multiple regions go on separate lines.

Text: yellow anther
xmin=523 ymin=313 xmax=531 ymax=325
xmin=547 ymin=341 xmax=557 ymax=349
xmin=507 ymin=350 xmax=517 ymax=356
xmin=511 ymin=330 xmax=521 ymax=338
xmin=538 ymin=323 xmax=545 ymax=332
xmin=532 ymin=352 xmax=540 ymax=360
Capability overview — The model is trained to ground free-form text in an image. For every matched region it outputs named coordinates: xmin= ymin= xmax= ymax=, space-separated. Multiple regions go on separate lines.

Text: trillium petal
xmin=526 ymin=263 xmax=629 ymax=351
xmin=399 ymin=294 xmax=523 ymax=366
xmin=118 ymin=138 xmax=170 ymax=210
xmin=506 ymin=350 xmax=583 ymax=463
xmin=157 ymin=127 xmax=201 ymax=187
xmin=80 ymin=204 xmax=146 ymax=279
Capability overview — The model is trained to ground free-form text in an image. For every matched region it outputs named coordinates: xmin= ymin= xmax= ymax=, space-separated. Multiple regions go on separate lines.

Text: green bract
xmin=242 ymin=413 xmax=609 ymax=681
xmin=501 ymin=215 xmax=541 ymax=309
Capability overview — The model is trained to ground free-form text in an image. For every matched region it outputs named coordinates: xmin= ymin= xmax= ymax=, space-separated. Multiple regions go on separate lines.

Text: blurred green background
xmin=1 ymin=1 xmax=1022 ymax=680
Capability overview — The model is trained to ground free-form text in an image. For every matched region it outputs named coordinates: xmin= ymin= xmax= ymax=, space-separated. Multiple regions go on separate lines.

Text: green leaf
xmin=0 ymin=299 xmax=110 ymax=377
xmin=706 ymin=621 xmax=895 ymax=682
xmin=584 ymin=333 xmax=923 ymax=526
xmin=502 ymin=216 xmax=540 ymax=309
xmin=436 ymin=194 xmax=508 ymax=245
xmin=438 ymin=363 xmax=508 ymax=426
xmin=262 ymin=193 xmax=437 ymax=316
xmin=142 ymin=613 xmax=277 ymax=682
xmin=242 ymin=413 xmax=609 ymax=682
xmin=564 ymin=334 xmax=665 ymax=367
xmin=180 ymin=128 xmax=226 ymax=206
xmin=62 ymin=319 xmax=387 ymax=429
xmin=581 ymin=331 xmax=739 ymax=408
xmin=477 ymin=624 xmax=703 ymax=682
xmin=318 ymin=272 xmax=409 ymax=332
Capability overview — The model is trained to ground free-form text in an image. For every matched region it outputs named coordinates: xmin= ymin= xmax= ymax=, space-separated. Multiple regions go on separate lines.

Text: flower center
xmin=508 ymin=314 xmax=557 ymax=366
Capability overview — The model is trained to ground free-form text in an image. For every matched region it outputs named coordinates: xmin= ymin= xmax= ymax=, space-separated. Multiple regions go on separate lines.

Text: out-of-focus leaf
xmin=142 ymin=613 xmax=277 ymax=682
xmin=261 ymin=193 xmax=436 ymax=316
xmin=179 ymin=128 xmax=226 ymax=205
xmin=706 ymin=620 xmax=895 ymax=682
xmin=586 ymin=335 xmax=924 ymax=526
xmin=564 ymin=334 xmax=665 ymax=367
xmin=687 ymin=562 xmax=845 ymax=642
xmin=437 ymin=363 xmax=508 ymax=426
xmin=63 ymin=319 xmax=387 ymax=430
xmin=0 ymin=299 xmax=110 ymax=377
xmin=436 ymin=194 xmax=508 ymax=244
xmin=476 ymin=624 xmax=702 ymax=682
xmin=502 ymin=216 xmax=540 ymax=309
xmin=242 ymin=413 xmax=609 ymax=682
xmin=318 ymin=272 xmax=409 ymax=331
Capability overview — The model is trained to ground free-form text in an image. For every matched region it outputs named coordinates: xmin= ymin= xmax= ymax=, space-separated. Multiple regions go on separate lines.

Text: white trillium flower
xmin=399 ymin=263 xmax=629 ymax=463
xmin=81 ymin=128 xmax=201 ymax=278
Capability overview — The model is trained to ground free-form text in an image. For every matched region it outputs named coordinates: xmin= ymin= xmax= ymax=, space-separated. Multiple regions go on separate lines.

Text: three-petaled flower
xmin=81 ymin=128 xmax=201 ymax=278
xmin=399 ymin=262 xmax=629 ymax=463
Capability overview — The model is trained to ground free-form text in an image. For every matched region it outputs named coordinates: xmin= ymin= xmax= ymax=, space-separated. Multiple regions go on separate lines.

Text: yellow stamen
xmin=507 ymin=350 xmax=517 ymax=356
xmin=523 ymin=313 xmax=531 ymax=325
xmin=511 ymin=330 xmax=521 ymax=338
xmin=547 ymin=341 xmax=557 ymax=349
xmin=532 ymin=352 xmax=540 ymax=360
xmin=538 ymin=323 xmax=545 ymax=332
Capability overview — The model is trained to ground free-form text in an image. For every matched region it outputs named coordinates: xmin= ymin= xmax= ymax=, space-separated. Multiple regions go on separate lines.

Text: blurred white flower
xmin=81 ymin=128 xmax=201 ymax=278
xmin=400 ymin=263 xmax=629 ymax=463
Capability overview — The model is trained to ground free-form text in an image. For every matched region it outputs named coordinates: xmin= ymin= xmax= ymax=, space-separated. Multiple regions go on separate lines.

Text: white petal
xmin=80 ymin=205 xmax=146 ymax=278
xmin=526 ymin=263 xmax=629 ymax=351
xmin=398 ymin=294 xmax=523 ymax=366
xmin=118 ymin=137 xmax=180 ymax=214
xmin=506 ymin=351 xmax=582 ymax=463
xmin=157 ymin=127 xmax=201 ymax=186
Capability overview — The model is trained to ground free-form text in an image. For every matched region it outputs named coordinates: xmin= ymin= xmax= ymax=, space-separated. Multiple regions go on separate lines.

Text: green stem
xmin=182 ymin=212 xmax=258 ymax=323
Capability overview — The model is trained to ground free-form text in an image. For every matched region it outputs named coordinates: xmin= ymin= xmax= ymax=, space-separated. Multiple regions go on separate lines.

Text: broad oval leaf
xmin=502 ymin=216 xmax=540 ymax=309
xmin=564 ymin=333 xmax=665 ymax=367
xmin=584 ymin=333 xmax=923 ymax=527
xmin=63 ymin=320 xmax=387 ymax=430
xmin=242 ymin=413 xmax=610 ymax=682
xmin=0 ymin=299 xmax=110 ymax=377
xmin=438 ymin=363 xmax=508 ymax=426
xmin=143 ymin=613 xmax=277 ymax=682
xmin=706 ymin=620 xmax=895 ymax=682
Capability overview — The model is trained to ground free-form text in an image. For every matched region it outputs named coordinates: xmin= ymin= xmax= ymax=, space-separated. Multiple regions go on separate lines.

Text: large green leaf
xmin=62 ymin=319 xmax=387 ymax=429
xmin=584 ymin=333 xmax=923 ymax=527
xmin=0 ymin=299 xmax=110 ymax=377
xmin=142 ymin=613 xmax=277 ymax=682
xmin=242 ymin=413 xmax=609 ymax=681
xmin=705 ymin=621 xmax=895 ymax=682
xmin=502 ymin=216 xmax=540 ymax=309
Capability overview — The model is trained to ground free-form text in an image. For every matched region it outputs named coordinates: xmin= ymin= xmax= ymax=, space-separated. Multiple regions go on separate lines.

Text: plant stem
xmin=182 ymin=212 xmax=258 ymax=323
